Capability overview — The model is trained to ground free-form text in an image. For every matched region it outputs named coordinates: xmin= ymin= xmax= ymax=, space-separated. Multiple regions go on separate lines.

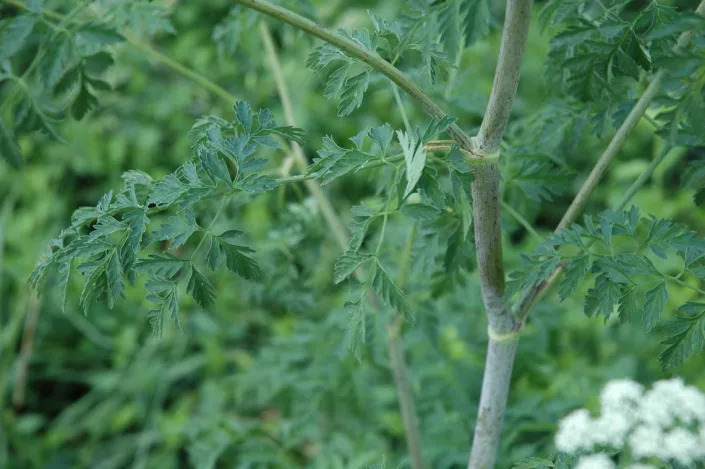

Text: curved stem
xmin=260 ymin=22 xmax=427 ymax=469
xmin=513 ymin=0 xmax=705 ymax=321
xmin=259 ymin=21 xmax=349 ymax=252
xmin=233 ymin=0 xmax=476 ymax=154
xmin=124 ymin=32 xmax=237 ymax=105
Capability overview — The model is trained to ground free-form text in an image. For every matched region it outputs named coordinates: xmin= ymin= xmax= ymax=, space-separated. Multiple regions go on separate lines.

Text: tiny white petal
xmin=600 ymin=378 xmax=643 ymax=413
xmin=555 ymin=409 xmax=595 ymax=453
xmin=663 ymin=427 xmax=700 ymax=465
xmin=628 ymin=424 xmax=665 ymax=460
xmin=575 ymin=453 xmax=615 ymax=469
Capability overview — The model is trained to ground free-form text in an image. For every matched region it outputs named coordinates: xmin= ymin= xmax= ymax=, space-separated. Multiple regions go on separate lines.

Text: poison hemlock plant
xmin=2 ymin=0 xmax=704 ymax=468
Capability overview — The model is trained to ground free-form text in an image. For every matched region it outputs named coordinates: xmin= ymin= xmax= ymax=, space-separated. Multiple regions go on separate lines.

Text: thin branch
xmin=260 ymin=22 xmax=427 ymax=469
xmin=233 ymin=0 xmax=477 ymax=154
xmin=11 ymin=293 xmax=40 ymax=411
xmin=259 ymin=21 xmax=349 ymax=251
xmin=124 ymin=32 xmax=237 ymax=105
xmin=615 ymin=145 xmax=674 ymax=211
xmin=513 ymin=0 xmax=705 ymax=321
xmin=555 ymin=72 xmax=664 ymax=231
xmin=501 ymin=201 xmax=540 ymax=240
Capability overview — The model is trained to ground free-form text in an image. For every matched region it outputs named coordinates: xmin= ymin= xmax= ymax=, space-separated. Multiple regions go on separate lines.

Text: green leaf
xmin=147 ymin=173 xmax=188 ymax=207
xmin=234 ymin=101 xmax=252 ymax=133
xmin=400 ymin=203 xmax=441 ymax=221
xmin=592 ymin=257 xmax=631 ymax=285
xmin=188 ymin=266 xmax=216 ymax=309
xmin=397 ymin=130 xmax=426 ymax=198
xmin=371 ymin=260 xmax=413 ymax=319
xmin=71 ymin=79 xmax=99 ymax=120
xmin=145 ymin=277 xmax=180 ymax=336
xmin=338 ymin=70 xmax=370 ymax=116
xmin=236 ymin=174 xmax=279 ymax=193
xmin=0 ymin=118 xmax=24 ymax=168
xmin=369 ymin=123 xmax=393 ymax=155
xmin=39 ymin=34 xmax=73 ymax=87
xmin=618 ymin=287 xmax=640 ymax=323
xmin=0 ymin=15 xmax=36 ymax=61
xmin=27 ymin=0 xmax=41 ymax=13
xmin=558 ymin=255 xmax=590 ymax=301
xmin=643 ymin=281 xmax=668 ymax=332
xmin=78 ymin=249 xmax=125 ymax=312
xmin=56 ymin=260 xmax=72 ymax=312
xmin=74 ymin=24 xmax=124 ymax=56
xmin=54 ymin=65 xmax=81 ymax=96
xmin=592 ymin=274 xmax=621 ymax=318
xmin=462 ymin=0 xmax=491 ymax=46
xmin=334 ymin=252 xmax=370 ymax=284
xmin=505 ymin=158 xmax=571 ymax=202
xmin=309 ymin=135 xmax=373 ymax=185
xmin=153 ymin=212 xmax=198 ymax=249
xmin=136 ymin=254 xmax=188 ymax=280
xmin=659 ymin=303 xmax=705 ymax=369
xmin=83 ymin=51 xmax=115 ymax=76
xmin=199 ymin=149 xmax=232 ymax=185
xmin=324 ymin=63 xmax=351 ymax=99
xmin=348 ymin=204 xmax=377 ymax=252
xmin=208 ymin=234 xmax=260 ymax=280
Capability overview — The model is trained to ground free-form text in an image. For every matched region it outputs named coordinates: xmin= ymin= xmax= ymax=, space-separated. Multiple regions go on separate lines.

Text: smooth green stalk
xmin=259 ymin=22 xmax=350 ymax=251
xmin=124 ymin=32 xmax=237 ymax=105
xmin=260 ymin=22 xmax=427 ymax=469
xmin=555 ymin=72 xmax=665 ymax=231
xmin=614 ymin=145 xmax=673 ymax=211
xmin=233 ymin=0 xmax=478 ymax=155
xmin=501 ymin=201 xmax=540 ymax=240
xmin=513 ymin=0 xmax=705 ymax=322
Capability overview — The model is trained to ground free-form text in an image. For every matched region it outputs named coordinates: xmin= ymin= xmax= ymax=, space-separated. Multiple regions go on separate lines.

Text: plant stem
xmin=467 ymin=1 xmax=532 ymax=468
xmin=11 ymin=293 xmax=40 ymax=411
xmin=259 ymin=22 xmax=349 ymax=251
xmin=260 ymin=22 xmax=426 ymax=469
xmin=556 ymin=72 xmax=665 ymax=231
xmin=614 ymin=145 xmax=673 ymax=211
xmin=234 ymin=0 xmax=477 ymax=155
xmin=123 ymin=32 xmax=237 ymax=105
xmin=513 ymin=0 xmax=705 ymax=322
xmin=501 ymin=200 xmax=540 ymax=240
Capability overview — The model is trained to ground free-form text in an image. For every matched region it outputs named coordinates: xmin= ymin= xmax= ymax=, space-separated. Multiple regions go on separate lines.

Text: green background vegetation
xmin=1 ymin=0 xmax=704 ymax=467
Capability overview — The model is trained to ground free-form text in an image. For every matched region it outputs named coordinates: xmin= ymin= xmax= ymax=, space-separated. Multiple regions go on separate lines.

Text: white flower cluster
xmin=555 ymin=378 xmax=705 ymax=467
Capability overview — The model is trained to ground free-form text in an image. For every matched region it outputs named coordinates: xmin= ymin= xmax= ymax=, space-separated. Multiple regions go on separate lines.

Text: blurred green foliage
xmin=1 ymin=0 xmax=704 ymax=468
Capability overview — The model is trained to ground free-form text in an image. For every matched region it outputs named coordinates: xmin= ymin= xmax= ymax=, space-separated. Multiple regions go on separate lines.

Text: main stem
xmin=467 ymin=1 xmax=532 ymax=468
